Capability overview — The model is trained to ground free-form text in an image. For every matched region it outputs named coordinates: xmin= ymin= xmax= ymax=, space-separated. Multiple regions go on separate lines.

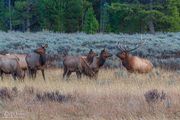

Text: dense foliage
xmin=0 ymin=0 xmax=179 ymax=33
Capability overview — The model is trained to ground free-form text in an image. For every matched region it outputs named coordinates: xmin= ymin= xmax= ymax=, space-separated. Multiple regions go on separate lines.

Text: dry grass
xmin=0 ymin=68 xmax=180 ymax=120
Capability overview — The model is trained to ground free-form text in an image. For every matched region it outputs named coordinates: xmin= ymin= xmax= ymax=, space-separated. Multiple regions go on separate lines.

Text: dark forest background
xmin=0 ymin=0 xmax=180 ymax=34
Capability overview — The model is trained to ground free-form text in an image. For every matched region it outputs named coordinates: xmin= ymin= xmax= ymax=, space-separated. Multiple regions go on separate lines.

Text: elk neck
xmin=86 ymin=55 xmax=94 ymax=64
xmin=97 ymin=55 xmax=106 ymax=68
xmin=121 ymin=54 xmax=131 ymax=69
xmin=34 ymin=47 xmax=47 ymax=66
xmin=39 ymin=54 xmax=46 ymax=66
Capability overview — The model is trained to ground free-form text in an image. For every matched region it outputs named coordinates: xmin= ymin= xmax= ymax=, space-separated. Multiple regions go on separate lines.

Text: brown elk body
xmin=116 ymin=42 xmax=153 ymax=73
xmin=89 ymin=49 xmax=112 ymax=78
xmin=0 ymin=56 xmax=25 ymax=80
xmin=26 ymin=44 xmax=48 ymax=80
xmin=5 ymin=54 xmax=28 ymax=71
xmin=63 ymin=49 xmax=97 ymax=79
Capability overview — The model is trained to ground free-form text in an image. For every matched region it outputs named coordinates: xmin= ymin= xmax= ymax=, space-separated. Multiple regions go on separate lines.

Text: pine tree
xmin=0 ymin=0 xmax=6 ymax=30
xmin=83 ymin=7 xmax=99 ymax=34
xmin=38 ymin=0 xmax=66 ymax=32
xmin=64 ymin=0 xmax=83 ymax=32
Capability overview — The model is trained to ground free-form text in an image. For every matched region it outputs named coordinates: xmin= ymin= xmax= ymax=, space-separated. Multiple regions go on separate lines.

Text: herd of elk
xmin=63 ymin=48 xmax=112 ymax=79
xmin=0 ymin=44 xmax=48 ymax=81
xmin=0 ymin=40 xmax=153 ymax=81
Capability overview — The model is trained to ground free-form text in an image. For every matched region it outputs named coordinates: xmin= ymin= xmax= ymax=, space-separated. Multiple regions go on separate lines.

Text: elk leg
xmin=22 ymin=70 xmax=25 ymax=79
xmin=63 ymin=67 xmax=67 ymax=79
xmin=66 ymin=71 xmax=72 ymax=80
xmin=30 ymin=69 xmax=36 ymax=80
xmin=76 ymin=71 xmax=82 ymax=79
xmin=33 ymin=70 xmax=37 ymax=80
xmin=28 ymin=68 xmax=33 ymax=79
xmin=41 ymin=69 xmax=45 ymax=81
xmin=94 ymin=73 xmax=98 ymax=80
xmin=12 ymin=73 xmax=17 ymax=81
xmin=0 ymin=71 xmax=3 ymax=81
xmin=34 ymin=70 xmax=37 ymax=79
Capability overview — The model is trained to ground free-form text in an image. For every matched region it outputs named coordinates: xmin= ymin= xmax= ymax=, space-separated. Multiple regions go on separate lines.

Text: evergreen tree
xmin=83 ymin=7 xmax=99 ymax=34
xmin=0 ymin=0 xmax=6 ymax=30
xmin=0 ymin=0 xmax=179 ymax=33
xmin=38 ymin=0 xmax=66 ymax=32
xmin=64 ymin=0 xmax=83 ymax=32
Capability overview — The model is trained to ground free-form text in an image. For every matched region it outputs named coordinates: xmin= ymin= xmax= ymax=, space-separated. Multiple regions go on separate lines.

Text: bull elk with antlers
xmin=116 ymin=41 xmax=153 ymax=73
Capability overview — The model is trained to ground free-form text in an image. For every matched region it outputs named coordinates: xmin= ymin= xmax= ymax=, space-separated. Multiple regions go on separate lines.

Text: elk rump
xmin=6 ymin=54 xmax=28 ymax=71
xmin=0 ymin=57 xmax=24 ymax=80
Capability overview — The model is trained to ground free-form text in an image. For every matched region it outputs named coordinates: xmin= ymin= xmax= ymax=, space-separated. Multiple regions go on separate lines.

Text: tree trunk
xmin=27 ymin=18 xmax=30 ymax=32
xmin=26 ymin=0 xmax=30 ymax=32
xmin=8 ymin=0 xmax=12 ymax=31
xmin=147 ymin=20 xmax=155 ymax=34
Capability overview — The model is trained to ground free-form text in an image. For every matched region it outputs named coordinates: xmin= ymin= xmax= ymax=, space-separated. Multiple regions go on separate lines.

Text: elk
xmin=26 ymin=44 xmax=48 ymax=80
xmin=89 ymin=48 xmax=112 ymax=78
xmin=5 ymin=54 xmax=28 ymax=77
xmin=116 ymin=41 xmax=153 ymax=73
xmin=0 ymin=57 xmax=24 ymax=80
xmin=63 ymin=49 xmax=97 ymax=79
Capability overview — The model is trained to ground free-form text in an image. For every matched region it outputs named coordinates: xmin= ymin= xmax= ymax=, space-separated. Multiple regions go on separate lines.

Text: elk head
xmin=87 ymin=49 xmax=98 ymax=64
xmin=34 ymin=44 xmax=48 ymax=55
xmin=100 ymin=48 xmax=112 ymax=59
xmin=97 ymin=48 xmax=112 ymax=67
xmin=116 ymin=41 xmax=145 ymax=60
xmin=88 ymin=49 xmax=97 ymax=57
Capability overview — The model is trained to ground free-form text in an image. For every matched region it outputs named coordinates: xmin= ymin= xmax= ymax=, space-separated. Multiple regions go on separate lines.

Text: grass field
xmin=0 ymin=68 xmax=179 ymax=120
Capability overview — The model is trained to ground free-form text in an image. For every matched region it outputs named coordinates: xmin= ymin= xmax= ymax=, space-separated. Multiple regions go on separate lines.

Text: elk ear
xmin=103 ymin=48 xmax=106 ymax=51
xmin=89 ymin=49 xmax=93 ymax=53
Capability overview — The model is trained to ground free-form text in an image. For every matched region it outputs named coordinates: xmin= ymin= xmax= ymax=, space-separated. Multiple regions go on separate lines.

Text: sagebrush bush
xmin=0 ymin=31 xmax=179 ymax=69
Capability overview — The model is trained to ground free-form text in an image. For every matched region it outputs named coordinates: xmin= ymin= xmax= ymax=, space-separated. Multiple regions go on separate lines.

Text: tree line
xmin=0 ymin=0 xmax=179 ymax=34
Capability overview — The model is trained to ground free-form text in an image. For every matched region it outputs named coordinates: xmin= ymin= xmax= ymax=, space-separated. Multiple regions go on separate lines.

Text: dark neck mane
xmin=39 ymin=54 xmax=46 ymax=66
xmin=98 ymin=56 xmax=106 ymax=67
xmin=86 ymin=55 xmax=94 ymax=64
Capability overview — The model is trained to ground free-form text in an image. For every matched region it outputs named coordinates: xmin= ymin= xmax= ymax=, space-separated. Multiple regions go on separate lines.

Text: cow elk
xmin=26 ymin=44 xmax=48 ymax=80
xmin=0 ymin=57 xmax=24 ymax=80
xmin=63 ymin=49 xmax=97 ymax=79
xmin=89 ymin=48 xmax=112 ymax=78
xmin=116 ymin=41 xmax=153 ymax=73
xmin=5 ymin=54 xmax=28 ymax=77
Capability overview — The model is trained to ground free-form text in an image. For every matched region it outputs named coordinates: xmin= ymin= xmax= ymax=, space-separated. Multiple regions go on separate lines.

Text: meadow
xmin=0 ymin=68 xmax=179 ymax=120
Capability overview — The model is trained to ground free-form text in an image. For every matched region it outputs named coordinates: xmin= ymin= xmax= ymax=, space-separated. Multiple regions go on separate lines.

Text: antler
xmin=117 ymin=35 xmax=146 ymax=52
xmin=128 ymin=40 xmax=145 ymax=52
xmin=117 ymin=42 xmax=127 ymax=51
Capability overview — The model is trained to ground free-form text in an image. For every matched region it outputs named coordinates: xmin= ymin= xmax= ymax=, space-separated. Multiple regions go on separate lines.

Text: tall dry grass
xmin=0 ymin=68 xmax=179 ymax=120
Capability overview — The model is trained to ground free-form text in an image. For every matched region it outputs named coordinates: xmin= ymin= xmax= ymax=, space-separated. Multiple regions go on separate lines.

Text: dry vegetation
xmin=0 ymin=68 xmax=180 ymax=120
